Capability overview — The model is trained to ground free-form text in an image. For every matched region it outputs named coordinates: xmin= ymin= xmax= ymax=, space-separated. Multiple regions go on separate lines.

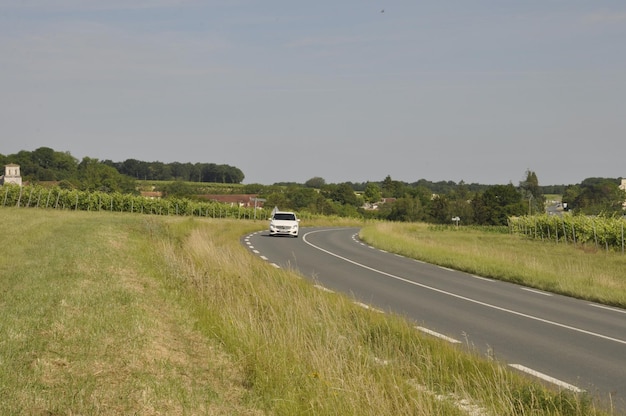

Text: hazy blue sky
xmin=2 ymin=1 xmax=625 ymax=185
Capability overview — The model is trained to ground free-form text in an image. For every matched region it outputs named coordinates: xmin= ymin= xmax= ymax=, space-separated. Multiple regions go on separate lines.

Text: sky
xmin=1 ymin=1 xmax=625 ymax=186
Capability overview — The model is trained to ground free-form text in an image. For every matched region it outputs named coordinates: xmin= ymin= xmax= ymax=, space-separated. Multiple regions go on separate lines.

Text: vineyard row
xmin=1 ymin=184 xmax=271 ymax=221
xmin=509 ymin=214 xmax=626 ymax=254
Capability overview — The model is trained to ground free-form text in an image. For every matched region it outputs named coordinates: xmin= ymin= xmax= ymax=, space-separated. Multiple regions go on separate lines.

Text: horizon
xmin=1 ymin=146 xmax=621 ymax=188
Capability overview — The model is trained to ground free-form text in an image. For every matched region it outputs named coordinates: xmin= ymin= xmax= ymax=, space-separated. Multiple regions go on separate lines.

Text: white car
xmin=269 ymin=211 xmax=300 ymax=237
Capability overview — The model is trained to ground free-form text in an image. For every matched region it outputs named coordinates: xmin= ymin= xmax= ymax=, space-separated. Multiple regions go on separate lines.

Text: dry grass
xmin=0 ymin=208 xmax=613 ymax=415
xmin=154 ymin=217 xmax=607 ymax=415
xmin=0 ymin=209 xmax=262 ymax=415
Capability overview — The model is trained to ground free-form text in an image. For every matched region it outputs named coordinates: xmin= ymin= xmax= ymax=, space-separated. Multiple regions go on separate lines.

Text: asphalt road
xmin=243 ymin=226 xmax=626 ymax=412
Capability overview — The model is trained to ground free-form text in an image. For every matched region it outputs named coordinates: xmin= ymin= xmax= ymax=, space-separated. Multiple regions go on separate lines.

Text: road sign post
xmin=252 ymin=198 xmax=266 ymax=220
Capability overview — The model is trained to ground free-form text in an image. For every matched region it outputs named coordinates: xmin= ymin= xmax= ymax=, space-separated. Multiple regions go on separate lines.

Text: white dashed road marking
xmin=509 ymin=364 xmax=584 ymax=393
xmin=415 ymin=326 xmax=462 ymax=344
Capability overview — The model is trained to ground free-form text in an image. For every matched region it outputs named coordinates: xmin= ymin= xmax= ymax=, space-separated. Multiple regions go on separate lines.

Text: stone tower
xmin=1 ymin=164 xmax=23 ymax=186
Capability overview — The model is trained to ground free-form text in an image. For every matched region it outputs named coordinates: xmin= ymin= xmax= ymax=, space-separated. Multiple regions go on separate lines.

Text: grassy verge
xmin=359 ymin=222 xmax=626 ymax=307
xmin=0 ymin=208 xmax=614 ymax=415
xmin=0 ymin=209 xmax=259 ymax=415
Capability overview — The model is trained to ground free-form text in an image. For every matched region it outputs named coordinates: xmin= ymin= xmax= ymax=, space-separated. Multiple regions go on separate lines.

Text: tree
xmin=265 ymin=192 xmax=290 ymax=211
xmin=429 ymin=195 xmax=451 ymax=224
xmin=447 ymin=186 xmax=475 ymax=225
xmin=454 ymin=181 xmax=471 ymax=200
xmin=286 ymin=186 xmax=319 ymax=210
xmin=242 ymin=183 xmax=267 ymax=194
xmin=564 ymin=178 xmax=624 ymax=215
xmin=150 ymin=161 xmax=171 ymax=181
xmin=170 ymin=162 xmax=192 ymax=181
xmin=363 ymin=182 xmax=381 ymax=203
xmin=519 ymin=169 xmax=544 ymax=215
xmin=32 ymin=147 xmax=55 ymax=169
xmin=381 ymin=175 xmax=406 ymax=198
xmin=305 ymin=177 xmax=326 ymax=188
xmin=314 ymin=195 xmax=337 ymax=216
xmin=10 ymin=150 xmax=38 ymax=180
xmin=450 ymin=199 xmax=475 ymax=225
xmin=225 ymin=165 xmax=245 ymax=184
xmin=386 ymin=196 xmax=424 ymax=222
xmin=52 ymin=151 xmax=78 ymax=179
xmin=471 ymin=184 xmax=525 ymax=225
xmin=78 ymin=157 xmax=136 ymax=193
xmin=120 ymin=159 xmax=149 ymax=179
xmin=322 ymin=183 xmax=360 ymax=206
xmin=162 ymin=180 xmax=194 ymax=199
xmin=16 ymin=147 xmax=79 ymax=181
xmin=406 ymin=185 xmax=433 ymax=210
xmin=560 ymin=184 xmax=577 ymax=210
xmin=199 ymin=163 xmax=244 ymax=184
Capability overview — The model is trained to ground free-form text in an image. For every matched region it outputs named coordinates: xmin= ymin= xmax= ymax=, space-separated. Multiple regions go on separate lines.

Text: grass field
xmin=0 ymin=208 xmax=617 ymax=415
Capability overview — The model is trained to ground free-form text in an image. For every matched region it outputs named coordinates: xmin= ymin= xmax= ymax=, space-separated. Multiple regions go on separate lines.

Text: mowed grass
xmin=0 ymin=209 xmax=260 ymax=415
xmin=359 ymin=222 xmax=626 ymax=307
xmin=0 ymin=208 xmax=614 ymax=415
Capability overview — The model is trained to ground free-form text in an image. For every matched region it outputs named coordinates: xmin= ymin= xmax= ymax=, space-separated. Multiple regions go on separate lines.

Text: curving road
xmin=243 ymin=226 xmax=626 ymax=411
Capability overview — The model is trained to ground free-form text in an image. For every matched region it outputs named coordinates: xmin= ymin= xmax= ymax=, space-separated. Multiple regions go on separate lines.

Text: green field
xmin=0 ymin=208 xmax=618 ymax=415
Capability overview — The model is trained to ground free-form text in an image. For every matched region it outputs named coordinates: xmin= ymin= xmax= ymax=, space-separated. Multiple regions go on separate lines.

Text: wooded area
xmin=2 ymin=147 xmax=624 ymax=225
xmin=0 ymin=147 xmax=245 ymax=188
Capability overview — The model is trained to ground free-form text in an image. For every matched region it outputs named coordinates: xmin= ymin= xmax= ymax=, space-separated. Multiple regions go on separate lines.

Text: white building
xmin=0 ymin=164 xmax=22 ymax=186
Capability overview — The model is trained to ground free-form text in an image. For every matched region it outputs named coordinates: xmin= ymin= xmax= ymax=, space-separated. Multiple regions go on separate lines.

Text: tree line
xmin=257 ymin=171 xmax=624 ymax=226
xmin=102 ymin=159 xmax=244 ymax=183
xmin=259 ymin=174 xmax=534 ymax=226
xmin=561 ymin=177 xmax=626 ymax=215
xmin=2 ymin=147 xmax=624 ymax=225
xmin=0 ymin=147 xmax=245 ymax=192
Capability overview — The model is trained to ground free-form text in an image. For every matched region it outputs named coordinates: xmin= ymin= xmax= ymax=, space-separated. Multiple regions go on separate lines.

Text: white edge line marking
xmin=439 ymin=266 xmax=455 ymax=272
xmin=415 ymin=326 xmax=461 ymax=344
xmin=589 ymin=303 xmax=626 ymax=314
xmin=252 ymin=250 xmax=260 ymax=254
xmin=472 ymin=275 xmax=494 ymax=282
xmin=301 ymin=229 xmax=626 ymax=346
xmin=521 ymin=287 xmax=553 ymax=297
xmin=509 ymin=364 xmax=584 ymax=393
xmin=270 ymin=263 xmax=280 ymax=268
xmin=259 ymin=255 xmax=267 ymax=260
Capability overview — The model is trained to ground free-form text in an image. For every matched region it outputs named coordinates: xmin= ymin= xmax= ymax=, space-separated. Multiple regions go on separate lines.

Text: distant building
xmin=361 ymin=197 xmax=397 ymax=210
xmin=140 ymin=191 xmax=163 ymax=199
xmin=0 ymin=164 xmax=22 ymax=186
xmin=202 ymin=194 xmax=263 ymax=208
xmin=620 ymin=178 xmax=626 ymax=209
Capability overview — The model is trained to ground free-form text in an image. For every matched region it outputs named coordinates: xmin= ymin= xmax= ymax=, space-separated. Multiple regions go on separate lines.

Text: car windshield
xmin=274 ymin=213 xmax=296 ymax=221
